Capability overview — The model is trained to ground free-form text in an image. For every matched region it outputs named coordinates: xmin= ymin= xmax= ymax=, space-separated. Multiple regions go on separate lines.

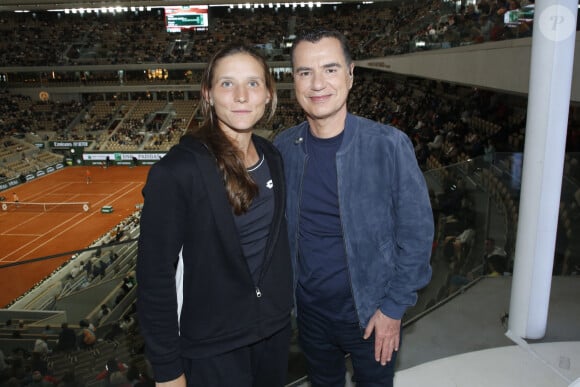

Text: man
xmin=274 ymin=29 xmax=434 ymax=386
xmin=33 ymin=335 xmax=50 ymax=356
xmin=56 ymin=322 xmax=77 ymax=353
xmin=483 ymin=238 xmax=508 ymax=275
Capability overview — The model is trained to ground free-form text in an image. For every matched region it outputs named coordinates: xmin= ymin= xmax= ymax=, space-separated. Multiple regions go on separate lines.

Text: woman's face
xmin=207 ymin=52 xmax=271 ymax=136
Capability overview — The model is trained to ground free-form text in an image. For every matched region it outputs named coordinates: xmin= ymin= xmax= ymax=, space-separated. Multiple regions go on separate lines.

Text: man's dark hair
xmin=291 ymin=29 xmax=353 ymax=69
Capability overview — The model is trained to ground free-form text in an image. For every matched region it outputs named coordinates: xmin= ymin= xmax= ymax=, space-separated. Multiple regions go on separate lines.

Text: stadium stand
xmin=1 ymin=1 xmax=579 ymax=386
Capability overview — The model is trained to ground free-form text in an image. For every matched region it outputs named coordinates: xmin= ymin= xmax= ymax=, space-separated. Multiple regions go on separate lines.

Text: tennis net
xmin=1 ymin=201 xmax=90 ymax=212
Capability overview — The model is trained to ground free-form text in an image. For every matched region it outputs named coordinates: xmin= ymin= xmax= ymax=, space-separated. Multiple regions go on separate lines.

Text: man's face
xmin=292 ymin=37 xmax=354 ymax=125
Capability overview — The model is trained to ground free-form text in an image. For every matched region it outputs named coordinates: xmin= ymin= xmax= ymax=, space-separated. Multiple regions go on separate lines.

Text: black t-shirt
xmin=297 ymin=129 xmax=357 ymax=322
xmin=234 ymin=152 xmax=274 ymax=284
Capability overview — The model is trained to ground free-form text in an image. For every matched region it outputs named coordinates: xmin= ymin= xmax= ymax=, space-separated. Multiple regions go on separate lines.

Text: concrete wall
xmin=357 ymin=32 xmax=580 ymax=102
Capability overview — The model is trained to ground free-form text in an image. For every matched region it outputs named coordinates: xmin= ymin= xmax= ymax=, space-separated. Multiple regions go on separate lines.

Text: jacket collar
xmin=298 ymin=113 xmax=358 ymax=155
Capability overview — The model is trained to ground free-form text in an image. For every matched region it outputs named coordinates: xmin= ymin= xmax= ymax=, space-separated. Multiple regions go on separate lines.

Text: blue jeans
xmin=297 ymin=307 xmax=398 ymax=387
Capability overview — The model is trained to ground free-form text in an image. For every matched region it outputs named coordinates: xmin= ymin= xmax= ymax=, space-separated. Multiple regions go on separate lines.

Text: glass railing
xmin=1 ymin=153 xmax=578 ymax=386
xmin=407 ymin=152 xmax=580 ymax=326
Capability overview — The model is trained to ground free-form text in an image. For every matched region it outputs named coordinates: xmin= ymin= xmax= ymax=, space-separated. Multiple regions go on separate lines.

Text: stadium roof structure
xmin=0 ymin=0 xmax=402 ymax=12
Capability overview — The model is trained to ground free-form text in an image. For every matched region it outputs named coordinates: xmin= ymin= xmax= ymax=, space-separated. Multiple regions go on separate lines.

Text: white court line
xmin=1 ymin=206 xmax=55 ymax=235
xmin=1 ymin=181 xmax=140 ymax=261
xmin=0 ymin=182 xmax=78 ymax=235
xmin=0 ymin=181 xmax=142 ymax=262
xmin=23 ymin=182 xmax=76 ymax=203
xmin=0 ymin=182 xmax=139 ymax=261
xmin=3 ymin=234 xmax=43 ymax=237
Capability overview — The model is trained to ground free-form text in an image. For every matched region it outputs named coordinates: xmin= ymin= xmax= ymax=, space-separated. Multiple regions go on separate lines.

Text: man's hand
xmin=156 ymin=374 xmax=186 ymax=387
xmin=363 ymin=309 xmax=401 ymax=366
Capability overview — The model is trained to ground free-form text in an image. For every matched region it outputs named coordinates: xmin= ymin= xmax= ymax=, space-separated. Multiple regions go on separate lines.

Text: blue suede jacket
xmin=274 ymin=113 xmax=434 ymax=326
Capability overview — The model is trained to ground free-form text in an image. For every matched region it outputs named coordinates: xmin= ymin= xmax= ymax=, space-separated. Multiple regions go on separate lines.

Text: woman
xmin=137 ymin=44 xmax=293 ymax=387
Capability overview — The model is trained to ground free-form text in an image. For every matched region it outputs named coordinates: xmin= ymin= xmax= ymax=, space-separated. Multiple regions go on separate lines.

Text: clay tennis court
xmin=0 ymin=166 xmax=150 ymax=307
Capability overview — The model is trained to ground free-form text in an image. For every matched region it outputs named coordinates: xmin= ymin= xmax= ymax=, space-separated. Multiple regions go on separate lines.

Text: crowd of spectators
xmin=347 ymin=72 xmax=534 ymax=166
xmin=0 ymin=1 xmax=555 ymax=68
xmin=0 ymin=93 xmax=87 ymax=141
xmin=2 ymin=70 xmax=579 ymax=182
xmin=108 ymin=120 xmax=144 ymax=148
xmin=0 ymin=312 xmax=151 ymax=387
xmin=409 ymin=0 xmax=537 ymax=53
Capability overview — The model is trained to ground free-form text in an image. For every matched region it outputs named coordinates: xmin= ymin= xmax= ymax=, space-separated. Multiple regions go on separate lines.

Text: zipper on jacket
xmin=336 ymin=157 xmax=364 ymax=328
xmin=293 ymin=154 xmax=309 ymax=296
xmin=254 ymin=146 xmax=284 ymax=294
